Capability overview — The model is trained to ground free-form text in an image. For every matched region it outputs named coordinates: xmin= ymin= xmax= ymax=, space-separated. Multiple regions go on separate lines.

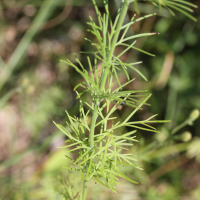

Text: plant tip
xmin=151 ymin=32 xmax=159 ymax=35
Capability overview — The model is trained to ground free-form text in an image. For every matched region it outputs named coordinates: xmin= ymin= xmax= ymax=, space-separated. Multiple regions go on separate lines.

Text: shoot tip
xmin=151 ymin=32 xmax=159 ymax=35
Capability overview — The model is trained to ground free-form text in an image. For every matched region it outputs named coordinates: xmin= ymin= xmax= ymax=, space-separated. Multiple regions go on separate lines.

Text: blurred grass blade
xmin=0 ymin=0 xmax=63 ymax=91
xmin=0 ymin=88 xmax=20 ymax=108
xmin=0 ymin=56 xmax=5 ymax=69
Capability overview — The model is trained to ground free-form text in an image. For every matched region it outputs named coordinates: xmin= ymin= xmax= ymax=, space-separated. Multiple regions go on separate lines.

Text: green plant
xmin=53 ymin=0 xmax=197 ymax=199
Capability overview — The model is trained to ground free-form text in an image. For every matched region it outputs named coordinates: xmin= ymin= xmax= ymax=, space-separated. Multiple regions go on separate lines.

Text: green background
xmin=0 ymin=0 xmax=200 ymax=199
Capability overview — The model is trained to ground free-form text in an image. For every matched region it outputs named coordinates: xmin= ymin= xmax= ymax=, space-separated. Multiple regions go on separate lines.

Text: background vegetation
xmin=0 ymin=0 xmax=200 ymax=199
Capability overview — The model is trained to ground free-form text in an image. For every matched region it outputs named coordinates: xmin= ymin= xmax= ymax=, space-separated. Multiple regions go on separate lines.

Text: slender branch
xmin=171 ymin=120 xmax=188 ymax=135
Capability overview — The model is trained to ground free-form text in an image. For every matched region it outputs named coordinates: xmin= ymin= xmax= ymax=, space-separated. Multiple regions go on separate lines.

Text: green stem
xmin=89 ymin=103 xmax=99 ymax=149
xmin=82 ymin=174 xmax=88 ymax=200
xmin=82 ymin=1 xmax=130 ymax=199
xmin=171 ymin=120 xmax=188 ymax=135
xmin=165 ymin=87 xmax=177 ymax=130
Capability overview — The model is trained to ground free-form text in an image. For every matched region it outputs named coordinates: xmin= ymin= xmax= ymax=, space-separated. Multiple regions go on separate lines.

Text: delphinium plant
xmin=54 ymin=0 xmax=197 ymax=199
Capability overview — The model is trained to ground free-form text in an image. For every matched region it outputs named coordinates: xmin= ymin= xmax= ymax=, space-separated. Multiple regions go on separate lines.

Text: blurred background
xmin=0 ymin=0 xmax=200 ymax=199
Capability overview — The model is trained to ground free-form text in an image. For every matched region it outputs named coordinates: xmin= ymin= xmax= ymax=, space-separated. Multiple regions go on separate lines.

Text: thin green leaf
xmin=115 ymin=61 xmax=147 ymax=81
xmin=120 ymin=13 xmax=156 ymax=30
xmin=53 ymin=122 xmax=80 ymax=143
xmin=119 ymin=42 xmax=155 ymax=56
xmin=123 ymin=94 xmax=152 ymax=123
xmin=114 ymin=167 xmax=138 ymax=184
xmin=167 ymin=3 xmax=197 ymax=21
xmin=113 ymin=78 xmax=135 ymax=93
xmin=92 ymin=0 xmax=103 ymax=29
xmin=118 ymin=32 xmax=159 ymax=44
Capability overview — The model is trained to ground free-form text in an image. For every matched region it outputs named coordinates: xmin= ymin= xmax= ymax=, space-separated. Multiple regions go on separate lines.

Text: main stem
xmin=82 ymin=174 xmax=88 ymax=200
xmin=82 ymin=1 xmax=129 ymax=199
